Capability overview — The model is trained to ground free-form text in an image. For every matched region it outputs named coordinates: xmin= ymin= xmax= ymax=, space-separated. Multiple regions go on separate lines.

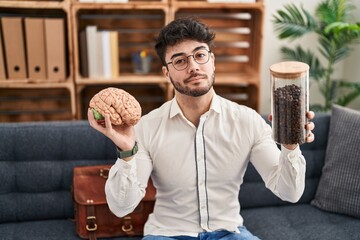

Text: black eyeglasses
xmin=166 ymin=49 xmax=212 ymax=71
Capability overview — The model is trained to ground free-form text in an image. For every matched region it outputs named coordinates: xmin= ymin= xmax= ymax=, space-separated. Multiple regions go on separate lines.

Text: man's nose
xmin=187 ymin=56 xmax=200 ymax=72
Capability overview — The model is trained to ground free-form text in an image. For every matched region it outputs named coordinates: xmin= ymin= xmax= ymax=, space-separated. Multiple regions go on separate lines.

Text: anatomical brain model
xmin=89 ymin=87 xmax=142 ymax=126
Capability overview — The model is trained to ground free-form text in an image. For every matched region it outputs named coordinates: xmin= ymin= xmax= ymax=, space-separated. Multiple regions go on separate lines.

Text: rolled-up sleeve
xmin=249 ymin=116 xmax=306 ymax=203
xmin=105 ymin=158 xmax=140 ymax=217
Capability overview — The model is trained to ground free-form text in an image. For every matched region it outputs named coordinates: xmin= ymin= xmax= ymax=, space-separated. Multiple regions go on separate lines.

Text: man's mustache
xmin=184 ymin=73 xmax=208 ymax=83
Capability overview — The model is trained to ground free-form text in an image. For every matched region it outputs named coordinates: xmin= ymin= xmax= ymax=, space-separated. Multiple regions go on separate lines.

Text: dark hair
xmin=155 ymin=17 xmax=216 ymax=66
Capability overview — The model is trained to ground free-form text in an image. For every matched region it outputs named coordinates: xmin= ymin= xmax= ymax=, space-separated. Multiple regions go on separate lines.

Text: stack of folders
xmin=79 ymin=25 xmax=119 ymax=79
xmin=0 ymin=17 xmax=66 ymax=81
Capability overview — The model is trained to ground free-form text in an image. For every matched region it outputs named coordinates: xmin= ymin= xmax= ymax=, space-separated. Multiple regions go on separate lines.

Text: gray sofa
xmin=1 ymin=112 xmax=359 ymax=240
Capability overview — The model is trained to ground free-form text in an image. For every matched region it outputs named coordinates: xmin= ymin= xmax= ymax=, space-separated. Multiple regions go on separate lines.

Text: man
xmin=88 ymin=17 xmax=315 ymax=240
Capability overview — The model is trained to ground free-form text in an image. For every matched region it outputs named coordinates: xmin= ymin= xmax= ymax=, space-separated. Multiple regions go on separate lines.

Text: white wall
xmin=260 ymin=0 xmax=360 ymax=114
xmin=344 ymin=1 xmax=360 ymax=110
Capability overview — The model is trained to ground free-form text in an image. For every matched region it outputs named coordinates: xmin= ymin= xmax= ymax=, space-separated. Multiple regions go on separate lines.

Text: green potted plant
xmin=272 ymin=0 xmax=360 ymax=112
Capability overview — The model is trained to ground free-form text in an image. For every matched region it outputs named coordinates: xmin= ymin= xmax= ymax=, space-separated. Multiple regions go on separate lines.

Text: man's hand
xmin=304 ymin=111 xmax=315 ymax=143
xmin=268 ymin=111 xmax=316 ymax=150
xmin=87 ymin=108 xmax=136 ymax=154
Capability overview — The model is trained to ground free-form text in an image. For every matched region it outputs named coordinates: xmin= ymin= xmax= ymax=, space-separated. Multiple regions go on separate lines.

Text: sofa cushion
xmin=0 ymin=121 xmax=118 ymax=223
xmin=311 ymin=105 xmax=360 ymax=218
xmin=242 ymin=204 xmax=360 ymax=240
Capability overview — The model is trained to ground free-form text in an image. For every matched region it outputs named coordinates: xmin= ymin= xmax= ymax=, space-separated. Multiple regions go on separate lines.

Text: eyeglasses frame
xmin=166 ymin=49 xmax=212 ymax=71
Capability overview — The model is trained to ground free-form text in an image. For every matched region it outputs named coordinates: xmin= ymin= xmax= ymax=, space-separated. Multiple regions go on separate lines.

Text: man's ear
xmin=162 ymin=66 xmax=170 ymax=82
xmin=211 ymin=52 xmax=215 ymax=71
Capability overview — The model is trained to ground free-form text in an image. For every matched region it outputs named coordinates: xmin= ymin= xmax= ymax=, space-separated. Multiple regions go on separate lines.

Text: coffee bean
xmin=273 ymin=84 xmax=306 ymax=144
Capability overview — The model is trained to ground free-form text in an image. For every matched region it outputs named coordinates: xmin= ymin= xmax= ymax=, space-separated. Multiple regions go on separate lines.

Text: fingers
xmin=269 ymin=111 xmax=315 ymax=144
xmin=87 ymin=108 xmax=97 ymax=127
xmin=306 ymin=121 xmax=315 ymax=131
xmin=87 ymin=108 xmax=106 ymax=134
xmin=305 ymin=111 xmax=315 ymax=143
xmin=306 ymin=111 xmax=315 ymax=120
xmin=305 ymin=121 xmax=315 ymax=143
xmin=104 ymin=114 xmax=113 ymax=131
xmin=306 ymin=131 xmax=315 ymax=143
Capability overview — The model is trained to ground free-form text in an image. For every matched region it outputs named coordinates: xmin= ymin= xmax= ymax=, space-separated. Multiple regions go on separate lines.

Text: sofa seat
xmin=1 ymin=110 xmax=359 ymax=240
xmin=242 ymin=204 xmax=360 ymax=240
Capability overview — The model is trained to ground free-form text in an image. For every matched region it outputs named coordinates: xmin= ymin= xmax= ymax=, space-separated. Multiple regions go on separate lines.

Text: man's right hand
xmin=87 ymin=108 xmax=136 ymax=155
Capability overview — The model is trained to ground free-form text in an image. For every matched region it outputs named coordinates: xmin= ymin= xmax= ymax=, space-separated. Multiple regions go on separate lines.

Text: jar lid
xmin=270 ymin=61 xmax=309 ymax=79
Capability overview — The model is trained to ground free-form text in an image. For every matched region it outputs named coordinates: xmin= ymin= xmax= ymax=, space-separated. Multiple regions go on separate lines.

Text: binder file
xmin=96 ymin=31 xmax=104 ymax=78
xmin=110 ymin=31 xmax=119 ymax=78
xmin=85 ymin=25 xmax=98 ymax=78
xmin=1 ymin=17 xmax=27 ymax=79
xmin=79 ymin=30 xmax=89 ymax=77
xmin=44 ymin=18 xmax=66 ymax=81
xmin=0 ymin=26 xmax=6 ymax=80
xmin=101 ymin=30 xmax=111 ymax=79
xmin=25 ymin=18 xmax=47 ymax=80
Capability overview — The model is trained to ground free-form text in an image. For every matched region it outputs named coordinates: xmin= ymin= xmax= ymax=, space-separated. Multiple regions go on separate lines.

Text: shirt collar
xmin=169 ymin=98 xmax=182 ymax=119
xmin=209 ymin=94 xmax=221 ymax=114
xmin=169 ymin=94 xmax=221 ymax=119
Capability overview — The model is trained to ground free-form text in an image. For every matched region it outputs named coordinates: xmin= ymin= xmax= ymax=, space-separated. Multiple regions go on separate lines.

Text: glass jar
xmin=270 ymin=61 xmax=309 ymax=145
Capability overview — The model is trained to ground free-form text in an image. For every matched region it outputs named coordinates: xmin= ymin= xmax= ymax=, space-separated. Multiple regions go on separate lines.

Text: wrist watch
xmin=116 ymin=142 xmax=138 ymax=159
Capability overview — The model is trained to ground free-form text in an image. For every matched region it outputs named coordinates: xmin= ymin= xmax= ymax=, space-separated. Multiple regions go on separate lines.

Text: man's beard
xmin=169 ymin=73 xmax=215 ymax=97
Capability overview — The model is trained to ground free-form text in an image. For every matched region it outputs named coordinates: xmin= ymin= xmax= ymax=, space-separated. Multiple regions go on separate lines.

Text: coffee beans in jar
xmin=270 ymin=61 xmax=309 ymax=145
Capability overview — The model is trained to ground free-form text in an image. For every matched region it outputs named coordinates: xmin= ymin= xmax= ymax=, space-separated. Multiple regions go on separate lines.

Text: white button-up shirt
xmin=105 ymin=94 xmax=306 ymax=237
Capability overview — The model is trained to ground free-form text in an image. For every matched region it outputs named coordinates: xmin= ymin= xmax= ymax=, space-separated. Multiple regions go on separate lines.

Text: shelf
xmin=171 ymin=0 xmax=263 ymax=2
xmin=215 ymin=69 xmax=259 ymax=86
xmin=71 ymin=0 xmax=167 ymax=4
xmin=0 ymin=87 xmax=73 ymax=122
xmin=0 ymin=79 xmax=71 ymax=87
xmin=171 ymin=1 xmax=263 ymax=9
xmin=170 ymin=4 xmax=263 ymax=111
xmin=0 ymin=0 xmax=263 ymax=122
xmin=0 ymin=0 xmax=75 ymax=120
xmin=0 ymin=0 xmax=70 ymax=9
xmin=73 ymin=4 xmax=167 ymax=84
xmin=75 ymin=74 xmax=166 ymax=85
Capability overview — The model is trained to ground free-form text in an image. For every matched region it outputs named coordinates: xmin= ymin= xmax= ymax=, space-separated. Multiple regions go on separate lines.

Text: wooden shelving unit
xmin=71 ymin=1 xmax=172 ymax=118
xmin=0 ymin=0 xmax=75 ymax=122
xmin=170 ymin=0 xmax=263 ymax=109
xmin=0 ymin=0 xmax=263 ymax=122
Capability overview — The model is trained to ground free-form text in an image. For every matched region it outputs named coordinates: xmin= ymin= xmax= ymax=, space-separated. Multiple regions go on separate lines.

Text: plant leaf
xmin=280 ymin=46 xmax=325 ymax=81
xmin=325 ymin=22 xmax=360 ymax=34
xmin=325 ymin=22 xmax=360 ymax=45
xmin=273 ymin=0 xmax=360 ymax=111
xmin=317 ymin=35 xmax=352 ymax=63
xmin=335 ymin=81 xmax=360 ymax=106
xmin=273 ymin=3 xmax=317 ymax=39
xmin=316 ymin=0 xmax=351 ymax=24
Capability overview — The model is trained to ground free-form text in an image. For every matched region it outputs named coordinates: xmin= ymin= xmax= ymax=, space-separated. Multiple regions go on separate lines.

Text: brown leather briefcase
xmin=72 ymin=165 xmax=156 ymax=240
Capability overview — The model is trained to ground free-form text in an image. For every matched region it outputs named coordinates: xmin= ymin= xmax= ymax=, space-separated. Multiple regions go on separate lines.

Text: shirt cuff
xmin=114 ymin=157 xmax=137 ymax=175
xmin=281 ymin=145 xmax=305 ymax=173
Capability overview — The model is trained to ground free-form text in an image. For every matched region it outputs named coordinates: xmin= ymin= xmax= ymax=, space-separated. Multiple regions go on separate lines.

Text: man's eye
xmin=196 ymin=53 xmax=206 ymax=59
xmin=174 ymin=58 xmax=186 ymax=65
